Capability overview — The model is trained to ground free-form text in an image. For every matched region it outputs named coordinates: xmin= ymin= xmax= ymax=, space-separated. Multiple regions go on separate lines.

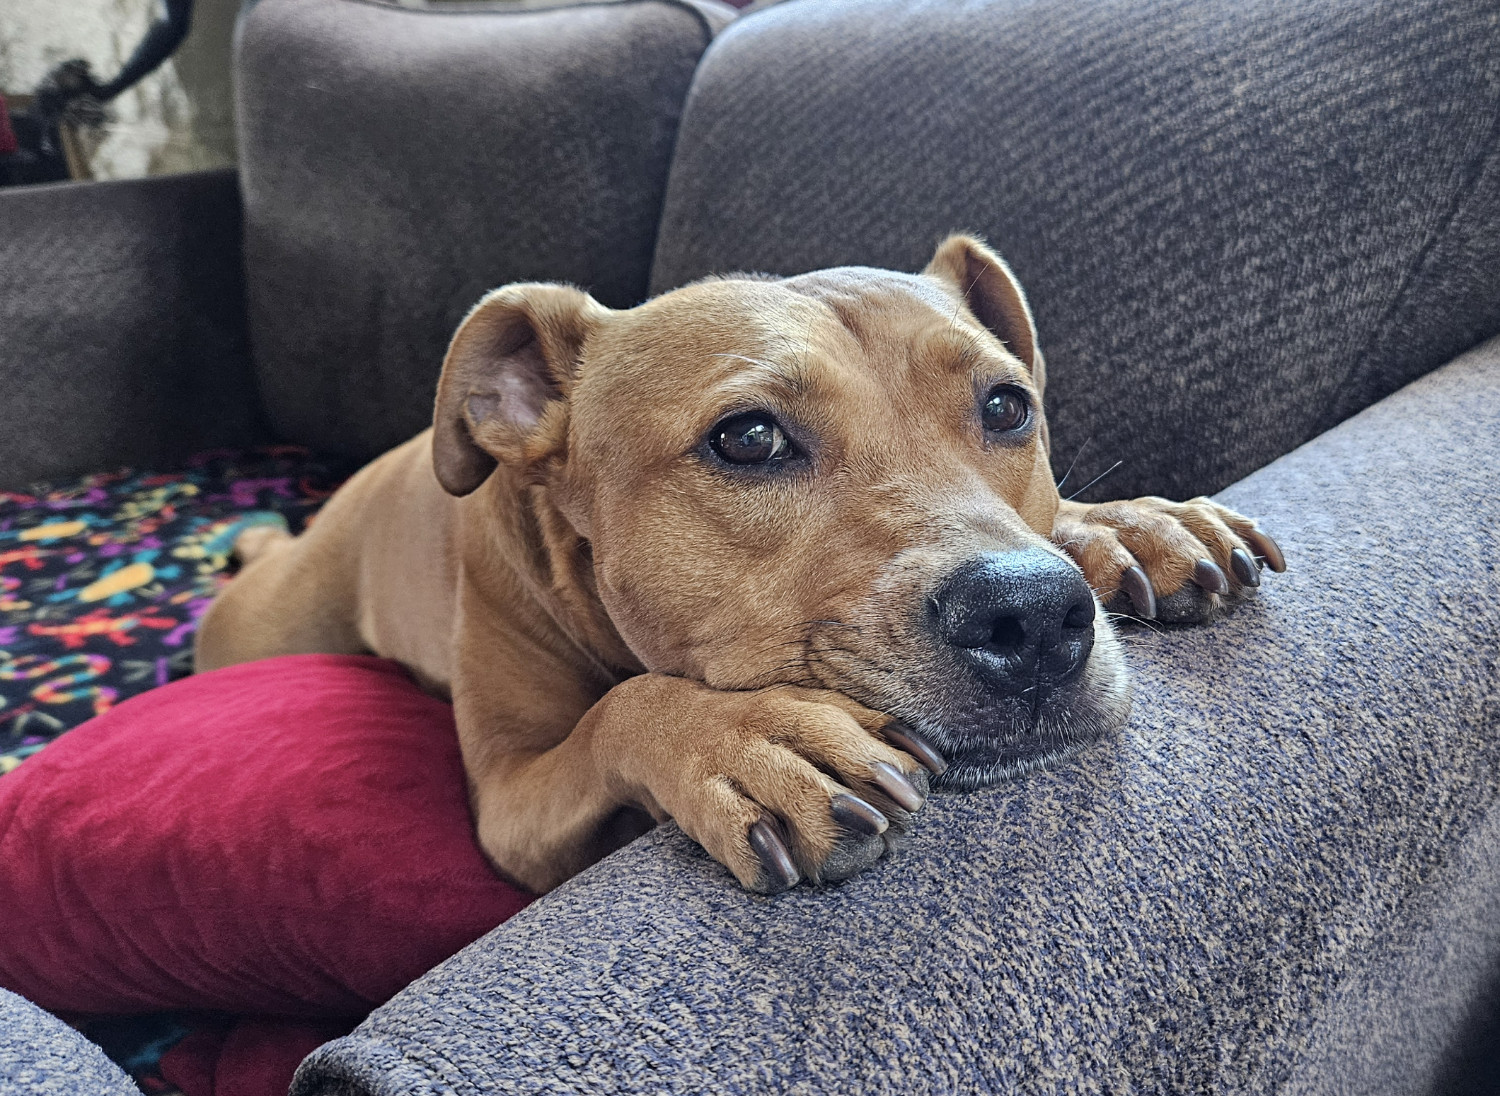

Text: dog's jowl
xmin=195 ymin=234 xmax=1284 ymax=894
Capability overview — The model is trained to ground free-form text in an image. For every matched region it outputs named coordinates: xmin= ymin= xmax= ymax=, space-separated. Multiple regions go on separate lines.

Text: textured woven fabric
xmin=0 ymin=989 xmax=138 ymax=1096
xmin=237 ymin=0 xmax=732 ymax=462
xmin=0 ymin=170 xmax=265 ymax=491
xmin=650 ymin=0 xmax=1500 ymax=502
xmin=292 ymin=338 xmax=1500 ymax=1095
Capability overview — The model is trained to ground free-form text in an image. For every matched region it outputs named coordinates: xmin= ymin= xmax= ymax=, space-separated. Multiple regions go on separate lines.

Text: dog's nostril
xmin=1063 ymin=598 xmax=1095 ymax=631
xmin=988 ymin=615 xmax=1025 ymax=652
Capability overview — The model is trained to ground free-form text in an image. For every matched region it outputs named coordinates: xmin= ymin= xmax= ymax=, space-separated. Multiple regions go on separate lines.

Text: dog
xmin=195 ymin=235 xmax=1284 ymax=895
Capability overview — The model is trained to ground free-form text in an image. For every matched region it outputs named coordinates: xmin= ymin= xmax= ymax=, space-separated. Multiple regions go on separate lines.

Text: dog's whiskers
xmin=1054 ymin=436 xmax=1093 ymax=494
xmin=1103 ymin=611 xmax=1166 ymax=636
xmin=1064 ymin=459 xmax=1123 ymax=502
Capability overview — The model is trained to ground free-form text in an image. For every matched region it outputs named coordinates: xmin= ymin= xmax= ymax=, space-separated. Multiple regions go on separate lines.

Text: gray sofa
xmin=2 ymin=0 xmax=1498 ymax=1092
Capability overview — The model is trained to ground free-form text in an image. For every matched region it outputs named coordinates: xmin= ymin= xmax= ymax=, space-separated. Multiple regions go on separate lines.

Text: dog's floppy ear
xmin=432 ymin=284 xmax=607 ymax=497
xmin=924 ymin=234 xmax=1043 ymax=382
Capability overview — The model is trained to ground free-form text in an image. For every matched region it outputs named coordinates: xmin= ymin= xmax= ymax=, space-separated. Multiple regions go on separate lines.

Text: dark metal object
xmin=1 ymin=0 xmax=195 ymax=187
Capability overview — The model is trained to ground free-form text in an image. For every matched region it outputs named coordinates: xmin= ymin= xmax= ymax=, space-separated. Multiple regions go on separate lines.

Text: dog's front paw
xmin=1051 ymin=496 xmax=1286 ymax=624
xmin=602 ymin=678 xmax=944 ymax=894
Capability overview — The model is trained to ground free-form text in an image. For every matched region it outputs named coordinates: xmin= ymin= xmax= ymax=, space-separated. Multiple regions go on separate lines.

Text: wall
xmin=0 ymin=0 xmax=238 ymax=179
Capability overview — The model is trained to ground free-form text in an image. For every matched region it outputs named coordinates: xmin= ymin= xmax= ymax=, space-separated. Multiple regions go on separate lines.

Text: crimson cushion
xmin=0 ymin=654 xmax=533 ymax=1016
xmin=158 ymin=1016 xmax=357 ymax=1096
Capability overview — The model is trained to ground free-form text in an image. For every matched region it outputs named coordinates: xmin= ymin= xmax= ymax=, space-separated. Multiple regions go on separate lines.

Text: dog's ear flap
xmin=431 ymin=284 xmax=606 ymax=497
xmin=924 ymin=234 xmax=1043 ymax=382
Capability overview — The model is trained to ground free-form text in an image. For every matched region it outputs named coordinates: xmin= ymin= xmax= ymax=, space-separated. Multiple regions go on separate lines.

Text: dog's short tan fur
xmin=197 ymin=236 xmax=1277 ymax=894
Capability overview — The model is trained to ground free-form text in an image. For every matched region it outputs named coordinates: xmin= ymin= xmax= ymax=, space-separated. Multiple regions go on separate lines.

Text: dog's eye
xmin=982 ymin=386 xmax=1029 ymax=434
xmin=710 ymin=412 xmax=793 ymax=464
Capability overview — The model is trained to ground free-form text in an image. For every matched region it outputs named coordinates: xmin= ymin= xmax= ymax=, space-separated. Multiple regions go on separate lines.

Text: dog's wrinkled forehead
xmin=775 ymin=266 xmax=963 ymax=323
xmin=614 ymin=267 xmax=970 ymax=368
xmin=569 ymin=268 xmax=998 ymax=459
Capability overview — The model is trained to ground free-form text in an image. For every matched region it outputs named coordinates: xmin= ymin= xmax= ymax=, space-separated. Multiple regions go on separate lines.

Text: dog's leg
xmin=194 ymin=522 xmax=366 ymax=671
xmin=1051 ymin=496 xmax=1286 ymax=623
xmin=231 ymin=523 xmax=293 ymax=566
xmin=457 ymin=668 xmax=937 ymax=895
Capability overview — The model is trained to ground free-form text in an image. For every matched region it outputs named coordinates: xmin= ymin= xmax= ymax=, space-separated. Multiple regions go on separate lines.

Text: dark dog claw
xmin=870 ymin=761 xmax=926 ymax=812
xmin=880 ymin=722 xmax=948 ymax=776
xmin=1193 ymin=558 xmax=1229 ymax=596
xmin=748 ymin=819 xmax=799 ymax=891
xmin=1119 ymin=565 xmax=1157 ymax=619
xmin=1229 ymin=547 xmax=1260 ymax=587
xmin=831 ymin=793 xmax=889 ymax=836
xmin=1245 ymin=528 xmax=1286 ymax=573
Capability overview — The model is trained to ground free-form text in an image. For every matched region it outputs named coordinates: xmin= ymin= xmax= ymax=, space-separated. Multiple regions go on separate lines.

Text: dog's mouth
xmin=827 ymin=661 xmax=1127 ymax=791
xmin=915 ymin=676 xmax=1127 ymax=791
xmin=806 ymin=595 xmax=1133 ymax=790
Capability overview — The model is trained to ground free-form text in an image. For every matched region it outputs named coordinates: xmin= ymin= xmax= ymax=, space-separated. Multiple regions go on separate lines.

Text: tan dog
xmin=196 ymin=235 xmax=1284 ymax=895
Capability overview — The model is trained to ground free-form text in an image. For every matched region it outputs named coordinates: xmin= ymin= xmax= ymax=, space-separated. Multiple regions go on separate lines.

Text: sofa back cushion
xmin=650 ymin=0 xmax=1500 ymax=499
xmin=236 ymin=0 xmax=730 ymax=461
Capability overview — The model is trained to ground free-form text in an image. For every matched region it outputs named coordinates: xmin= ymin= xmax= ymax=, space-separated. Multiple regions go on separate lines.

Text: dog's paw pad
xmin=1155 ymin=584 xmax=1221 ymax=624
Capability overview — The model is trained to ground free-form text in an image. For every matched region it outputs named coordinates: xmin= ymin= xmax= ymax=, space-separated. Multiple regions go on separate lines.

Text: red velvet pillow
xmin=0 ymin=655 xmax=532 ymax=1017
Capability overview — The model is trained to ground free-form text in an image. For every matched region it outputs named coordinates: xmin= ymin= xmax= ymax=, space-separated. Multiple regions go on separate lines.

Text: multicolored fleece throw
xmin=0 ymin=448 xmax=357 ymax=775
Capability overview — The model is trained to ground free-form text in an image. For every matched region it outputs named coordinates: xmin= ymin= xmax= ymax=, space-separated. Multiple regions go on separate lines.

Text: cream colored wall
xmin=0 ymin=0 xmax=238 ymax=179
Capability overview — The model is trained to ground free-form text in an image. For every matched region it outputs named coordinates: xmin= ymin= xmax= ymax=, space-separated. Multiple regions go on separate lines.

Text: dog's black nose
xmin=932 ymin=550 xmax=1096 ymax=693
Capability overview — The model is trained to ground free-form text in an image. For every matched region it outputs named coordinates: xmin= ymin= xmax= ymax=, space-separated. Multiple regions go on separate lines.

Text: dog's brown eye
xmin=982 ymin=386 xmax=1029 ymax=433
xmin=711 ymin=412 xmax=792 ymax=464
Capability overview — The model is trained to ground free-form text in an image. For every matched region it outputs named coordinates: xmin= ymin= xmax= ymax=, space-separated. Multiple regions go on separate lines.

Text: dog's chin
xmin=933 ymin=645 xmax=1133 ymax=790
xmin=930 ymin=711 xmax=1116 ymax=791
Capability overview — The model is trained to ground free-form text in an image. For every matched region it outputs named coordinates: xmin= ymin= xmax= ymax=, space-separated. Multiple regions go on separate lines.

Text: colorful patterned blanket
xmin=0 ymin=449 xmax=356 ymax=775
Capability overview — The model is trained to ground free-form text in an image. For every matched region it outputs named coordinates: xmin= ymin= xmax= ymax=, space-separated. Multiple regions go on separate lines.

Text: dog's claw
xmin=1245 ymin=528 xmax=1286 ymax=573
xmin=1120 ymin=564 xmax=1157 ymax=619
xmin=748 ymin=819 xmax=800 ymax=891
xmin=870 ymin=761 xmax=925 ymax=812
xmin=1193 ymin=558 xmax=1229 ymax=596
xmin=1229 ymin=547 xmax=1260 ymax=587
xmin=831 ymin=793 xmax=888 ymax=836
xmin=879 ymin=722 xmax=948 ymax=776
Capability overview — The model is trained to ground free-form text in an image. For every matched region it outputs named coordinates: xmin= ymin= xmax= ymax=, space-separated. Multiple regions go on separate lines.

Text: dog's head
xmin=432 ymin=235 xmax=1130 ymax=788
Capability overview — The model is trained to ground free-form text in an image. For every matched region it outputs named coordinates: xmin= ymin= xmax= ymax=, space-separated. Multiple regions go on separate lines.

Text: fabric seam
xmin=1325 ymin=102 xmax=1500 ymax=433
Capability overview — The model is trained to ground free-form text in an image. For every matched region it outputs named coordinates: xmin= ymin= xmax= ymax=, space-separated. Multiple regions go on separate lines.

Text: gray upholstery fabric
xmin=650 ymin=0 xmax=1500 ymax=502
xmin=237 ymin=0 xmax=732 ymax=460
xmin=0 ymin=989 xmax=138 ymax=1096
xmin=0 ymin=169 xmax=264 ymax=491
xmin=292 ymin=336 xmax=1500 ymax=1094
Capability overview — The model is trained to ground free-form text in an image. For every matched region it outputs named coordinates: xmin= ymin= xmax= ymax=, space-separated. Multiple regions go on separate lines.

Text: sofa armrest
xmin=0 ymin=170 xmax=266 ymax=490
xmin=293 ymin=334 xmax=1500 ymax=1095
xmin=0 ymin=988 xmax=139 ymax=1095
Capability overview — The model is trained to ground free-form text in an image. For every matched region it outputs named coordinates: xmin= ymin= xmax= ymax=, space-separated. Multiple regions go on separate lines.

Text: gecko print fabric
xmin=0 ymin=449 xmax=357 ymax=773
